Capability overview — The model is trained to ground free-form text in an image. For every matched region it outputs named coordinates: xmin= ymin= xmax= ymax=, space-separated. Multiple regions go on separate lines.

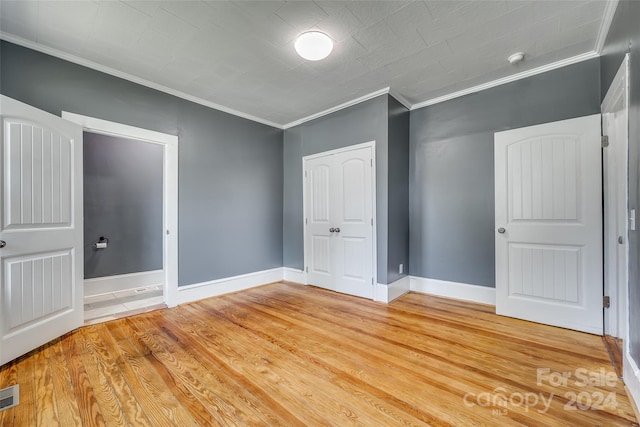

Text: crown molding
xmin=0 ymin=33 xmax=284 ymax=129
xmin=282 ymin=87 xmax=390 ymax=129
xmin=2 ymin=32 xmax=608 ymax=131
xmin=410 ymin=51 xmax=599 ymax=110
xmin=388 ymin=89 xmax=412 ymax=110
xmin=595 ymin=0 xmax=619 ymax=54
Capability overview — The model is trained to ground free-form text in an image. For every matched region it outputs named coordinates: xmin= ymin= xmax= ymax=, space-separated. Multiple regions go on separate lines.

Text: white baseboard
xmin=84 ymin=270 xmax=164 ymax=296
xmin=177 ymin=267 xmax=283 ymax=305
xmin=283 ymin=267 xmax=306 ymax=284
xmin=624 ymin=351 xmax=640 ymax=413
xmin=177 ymin=270 xmax=497 ymax=307
xmin=410 ymin=276 xmax=496 ymax=305
xmin=374 ymin=276 xmax=410 ymax=303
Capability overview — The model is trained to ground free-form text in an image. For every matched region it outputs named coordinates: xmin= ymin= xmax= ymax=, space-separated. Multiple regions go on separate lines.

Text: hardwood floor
xmin=1 ymin=282 xmax=638 ymax=426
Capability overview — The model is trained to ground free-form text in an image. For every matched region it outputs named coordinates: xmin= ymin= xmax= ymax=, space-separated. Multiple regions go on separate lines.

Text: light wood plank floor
xmin=1 ymin=282 xmax=638 ymax=426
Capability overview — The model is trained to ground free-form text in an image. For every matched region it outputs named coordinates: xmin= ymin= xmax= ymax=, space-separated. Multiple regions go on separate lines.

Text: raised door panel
xmin=507 ymin=136 xmax=579 ymax=222
xmin=5 ymin=122 xmax=73 ymax=229
xmin=5 ymin=251 xmax=73 ymax=332
xmin=507 ymin=244 xmax=580 ymax=304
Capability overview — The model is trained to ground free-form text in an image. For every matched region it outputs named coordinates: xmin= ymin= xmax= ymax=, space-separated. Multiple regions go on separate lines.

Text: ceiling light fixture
xmin=507 ymin=52 xmax=525 ymax=64
xmin=295 ymin=31 xmax=333 ymax=61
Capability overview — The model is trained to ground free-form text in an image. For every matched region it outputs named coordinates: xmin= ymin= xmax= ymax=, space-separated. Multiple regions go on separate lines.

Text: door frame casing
xmin=601 ymin=54 xmax=630 ymax=341
xmin=62 ymin=112 xmax=179 ymax=307
xmin=302 ymin=141 xmax=377 ymax=295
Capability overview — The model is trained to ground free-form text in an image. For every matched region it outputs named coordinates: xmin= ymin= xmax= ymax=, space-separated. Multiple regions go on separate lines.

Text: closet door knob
xmin=329 ymin=228 xmax=335 ymax=233
xmin=0 ymin=240 xmax=5 ymax=248
xmin=334 ymin=227 xmax=340 ymax=233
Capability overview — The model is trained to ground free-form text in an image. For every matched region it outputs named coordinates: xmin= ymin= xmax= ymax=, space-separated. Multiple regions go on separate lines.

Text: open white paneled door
xmin=602 ymin=55 xmax=630 ymax=340
xmin=494 ymin=115 xmax=602 ymax=334
xmin=0 ymin=95 xmax=83 ymax=365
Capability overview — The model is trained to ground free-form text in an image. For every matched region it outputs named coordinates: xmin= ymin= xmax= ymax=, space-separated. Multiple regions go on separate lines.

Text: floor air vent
xmin=0 ymin=384 xmax=19 ymax=411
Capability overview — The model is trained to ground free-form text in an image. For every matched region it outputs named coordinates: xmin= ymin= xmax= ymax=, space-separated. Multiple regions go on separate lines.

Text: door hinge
xmin=602 ymin=135 xmax=609 ymax=148
xmin=371 ymin=218 xmax=373 ymax=226
xmin=603 ymin=295 xmax=611 ymax=308
xmin=370 ymin=158 xmax=373 ymax=166
xmin=305 ymin=266 xmax=308 ymax=273
xmin=305 ymin=217 xmax=308 ymax=225
xmin=305 ymin=170 xmax=307 ymax=178
xmin=371 ymin=277 xmax=374 ymax=285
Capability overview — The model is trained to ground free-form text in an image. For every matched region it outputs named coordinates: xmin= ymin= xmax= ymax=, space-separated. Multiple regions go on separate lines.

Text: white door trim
xmin=302 ymin=141 xmax=377 ymax=294
xmin=61 ymin=112 xmax=179 ymax=307
xmin=601 ymin=54 xmax=630 ymax=340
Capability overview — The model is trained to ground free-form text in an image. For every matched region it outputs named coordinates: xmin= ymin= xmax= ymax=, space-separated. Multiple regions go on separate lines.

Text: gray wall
xmin=84 ymin=132 xmax=163 ymax=279
xmin=0 ymin=41 xmax=284 ymax=287
xmin=600 ymin=0 xmax=640 ymax=367
xmin=283 ymin=95 xmax=391 ymax=283
xmin=409 ymin=58 xmax=601 ymax=287
xmin=387 ymin=95 xmax=410 ymax=284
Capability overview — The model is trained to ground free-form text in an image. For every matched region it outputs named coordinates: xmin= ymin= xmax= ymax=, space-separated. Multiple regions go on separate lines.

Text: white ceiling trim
xmin=282 ymin=87 xmax=390 ymax=129
xmin=1 ymin=30 xmax=609 ymax=131
xmin=0 ymin=33 xmax=284 ymax=130
xmin=594 ymin=0 xmax=619 ymax=54
xmin=410 ymin=51 xmax=599 ymax=111
xmin=388 ymin=90 xmax=412 ymax=110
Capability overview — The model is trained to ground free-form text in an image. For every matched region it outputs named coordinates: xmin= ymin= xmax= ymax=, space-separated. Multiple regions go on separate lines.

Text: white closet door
xmin=305 ymin=156 xmax=334 ymax=290
xmin=333 ymin=148 xmax=374 ymax=299
xmin=305 ymin=144 xmax=374 ymax=299
xmin=494 ymin=115 xmax=602 ymax=334
xmin=0 ymin=95 xmax=83 ymax=365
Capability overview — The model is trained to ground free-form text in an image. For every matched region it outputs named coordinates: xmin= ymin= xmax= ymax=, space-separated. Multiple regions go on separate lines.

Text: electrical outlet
xmin=399 ymin=263 xmax=404 ymax=275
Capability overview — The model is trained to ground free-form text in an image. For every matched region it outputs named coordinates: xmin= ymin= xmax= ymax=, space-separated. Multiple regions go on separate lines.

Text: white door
xmin=494 ymin=115 xmax=602 ymax=334
xmin=0 ymin=96 xmax=83 ymax=365
xmin=305 ymin=155 xmax=334 ymax=290
xmin=602 ymin=55 xmax=629 ymax=339
xmin=305 ymin=144 xmax=374 ymax=299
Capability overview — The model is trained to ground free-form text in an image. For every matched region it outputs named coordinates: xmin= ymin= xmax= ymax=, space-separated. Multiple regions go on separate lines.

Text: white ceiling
xmin=0 ymin=0 xmax=611 ymax=128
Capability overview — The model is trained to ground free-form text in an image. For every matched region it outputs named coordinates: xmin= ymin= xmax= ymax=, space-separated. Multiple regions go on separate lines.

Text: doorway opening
xmin=62 ymin=112 xmax=178 ymax=323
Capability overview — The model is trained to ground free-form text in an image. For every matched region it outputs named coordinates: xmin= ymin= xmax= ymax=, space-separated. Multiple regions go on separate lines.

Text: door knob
xmin=0 ymin=240 xmax=5 ymax=248
xmin=329 ymin=228 xmax=335 ymax=233
xmin=497 ymin=227 xmax=506 ymax=234
xmin=334 ymin=227 xmax=340 ymax=233
xmin=618 ymin=235 xmax=624 ymax=244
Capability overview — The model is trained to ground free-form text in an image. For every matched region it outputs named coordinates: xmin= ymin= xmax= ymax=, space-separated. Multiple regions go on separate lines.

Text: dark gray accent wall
xmin=1 ymin=41 xmax=283 ymax=287
xmin=283 ymin=95 xmax=391 ymax=283
xmin=84 ymin=132 xmax=163 ymax=279
xmin=387 ymin=95 xmax=410 ymax=284
xmin=409 ymin=58 xmax=601 ymax=287
xmin=600 ymin=0 xmax=640 ymax=367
